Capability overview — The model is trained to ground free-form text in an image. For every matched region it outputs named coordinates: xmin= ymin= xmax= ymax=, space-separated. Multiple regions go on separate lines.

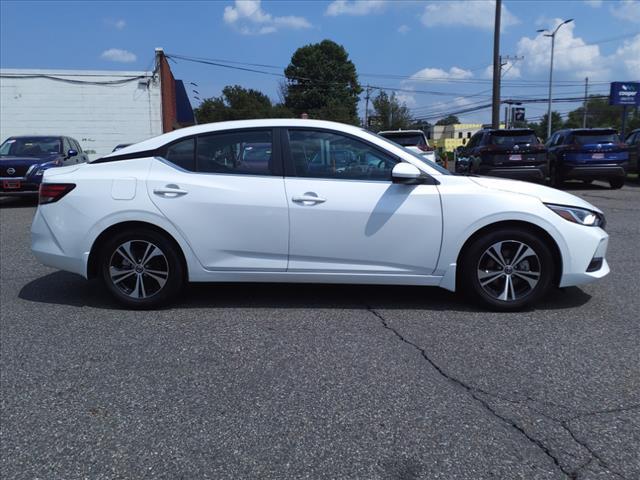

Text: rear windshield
xmin=0 ymin=137 xmax=62 ymax=156
xmin=489 ymin=132 xmax=537 ymax=146
xmin=572 ymin=132 xmax=619 ymax=145
xmin=379 ymin=133 xmax=425 ymax=147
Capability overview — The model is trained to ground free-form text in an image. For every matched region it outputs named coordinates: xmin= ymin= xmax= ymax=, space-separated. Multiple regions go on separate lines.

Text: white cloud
xmin=100 ymin=48 xmax=136 ymax=63
xmin=325 ymin=0 xmax=386 ymax=16
xmin=104 ymin=18 xmax=126 ymax=30
xmin=516 ymin=20 xmax=605 ymax=79
xmin=408 ymin=66 xmax=474 ymax=81
xmin=223 ymin=0 xmax=311 ymax=35
xmin=398 ymin=24 xmax=410 ymax=34
xmin=421 ymin=0 xmax=519 ymax=30
xmin=612 ymin=34 xmax=640 ymax=78
xmin=584 ymin=0 xmax=603 ymax=7
xmin=610 ymin=0 xmax=640 ymax=23
xmin=482 ymin=61 xmax=521 ymax=79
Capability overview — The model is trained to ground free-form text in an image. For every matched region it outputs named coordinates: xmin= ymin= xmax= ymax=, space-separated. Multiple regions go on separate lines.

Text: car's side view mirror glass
xmin=67 ymin=149 xmax=78 ymax=158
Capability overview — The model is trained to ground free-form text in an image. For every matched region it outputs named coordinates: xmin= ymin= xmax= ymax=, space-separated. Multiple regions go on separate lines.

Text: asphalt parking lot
xmin=1 ymin=181 xmax=639 ymax=480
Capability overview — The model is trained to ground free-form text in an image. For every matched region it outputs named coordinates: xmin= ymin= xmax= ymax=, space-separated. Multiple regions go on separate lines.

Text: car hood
xmin=468 ymin=176 xmax=602 ymax=213
xmin=0 ymin=154 xmax=60 ymax=166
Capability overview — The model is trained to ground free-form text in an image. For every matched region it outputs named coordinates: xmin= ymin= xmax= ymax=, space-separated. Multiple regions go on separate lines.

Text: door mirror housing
xmin=391 ymin=162 xmax=428 ymax=184
xmin=67 ymin=149 xmax=78 ymax=158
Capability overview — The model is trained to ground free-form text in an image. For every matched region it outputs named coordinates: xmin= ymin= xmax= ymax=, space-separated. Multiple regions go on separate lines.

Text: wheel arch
xmin=87 ymin=221 xmax=188 ymax=280
xmin=455 ymin=220 xmax=563 ymax=289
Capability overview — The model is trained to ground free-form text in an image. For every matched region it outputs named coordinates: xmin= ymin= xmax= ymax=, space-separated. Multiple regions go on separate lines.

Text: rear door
xmin=146 ymin=128 xmax=289 ymax=271
xmin=282 ymin=128 xmax=442 ymax=275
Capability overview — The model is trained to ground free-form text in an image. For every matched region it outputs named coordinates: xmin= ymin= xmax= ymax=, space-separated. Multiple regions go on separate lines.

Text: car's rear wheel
xmin=549 ymin=162 xmax=563 ymax=188
xmin=609 ymin=177 xmax=624 ymax=189
xmin=460 ymin=228 xmax=555 ymax=311
xmin=100 ymin=228 xmax=185 ymax=309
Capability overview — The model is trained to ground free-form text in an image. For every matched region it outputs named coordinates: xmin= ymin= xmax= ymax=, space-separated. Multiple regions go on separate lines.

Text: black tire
xmin=99 ymin=228 xmax=185 ymax=309
xmin=459 ymin=228 xmax=555 ymax=311
xmin=549 ymin=162 xmax=563 ymax=188
xmin=609 ymin=177 xmax=624 ymax=189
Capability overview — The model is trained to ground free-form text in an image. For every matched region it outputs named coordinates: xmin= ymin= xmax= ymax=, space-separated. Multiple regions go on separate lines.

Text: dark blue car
xmin=546 ymin=128 xmax=628 ymax=189
xmin=0 ymin=136 xmax=88 ymax=196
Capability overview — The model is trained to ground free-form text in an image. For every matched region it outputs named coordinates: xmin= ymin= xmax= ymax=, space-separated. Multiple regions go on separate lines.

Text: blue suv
xmin=0 ymin=136 xmax=88 ymax=196
xmin=547 ymin=129 xmax=628 ymax=189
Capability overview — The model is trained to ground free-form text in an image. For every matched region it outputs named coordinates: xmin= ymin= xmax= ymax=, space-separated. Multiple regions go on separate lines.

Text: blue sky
xmin=1 ymin=0 xmax=639 ymax=123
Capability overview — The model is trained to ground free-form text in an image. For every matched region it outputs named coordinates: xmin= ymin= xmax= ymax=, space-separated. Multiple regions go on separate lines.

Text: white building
xmin=0 ymin=49 xmax=193 ymax=159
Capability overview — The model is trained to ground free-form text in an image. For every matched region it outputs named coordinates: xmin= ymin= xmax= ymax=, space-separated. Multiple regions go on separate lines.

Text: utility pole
xmin=364 ymin=85 xmax=371 ymax=129
xmin=491 ymin=0 xmax=502 ymax=129
xmin=582 ymin=77 xmax=589 ymax=128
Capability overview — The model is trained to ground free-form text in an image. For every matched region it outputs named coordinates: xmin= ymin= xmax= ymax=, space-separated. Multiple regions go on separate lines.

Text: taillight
xmin=39 ymin=183 xmax=75 ymax=205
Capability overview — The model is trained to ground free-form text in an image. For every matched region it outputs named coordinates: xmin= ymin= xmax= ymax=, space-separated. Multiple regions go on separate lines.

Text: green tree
xmin=564 ymin=96 xmax=640 ymax=132
xmin=530 ymin=111 xmax=564 ymax=140
xmin=194 ymin=85 xmax=291 ymax=123
xmin=370 ymin=91 xmax=414 ymax=131
xmin=284 ymin=39 xmax=362 ymax=125
xmin=435 ymin=114 xmax=460 ymax=126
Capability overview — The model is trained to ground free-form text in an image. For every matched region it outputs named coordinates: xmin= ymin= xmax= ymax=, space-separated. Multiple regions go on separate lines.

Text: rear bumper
xmin=561 ymin=162 xmax=628 ymax=179
xmin=478 ymin=165 xmax=547 ymax=181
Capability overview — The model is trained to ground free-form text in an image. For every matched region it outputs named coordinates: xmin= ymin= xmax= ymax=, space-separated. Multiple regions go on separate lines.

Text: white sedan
xmin=31 ymin=119 xmax=609 ymax=310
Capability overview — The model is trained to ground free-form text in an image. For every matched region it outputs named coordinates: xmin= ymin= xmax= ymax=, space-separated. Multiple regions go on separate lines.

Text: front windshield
xmin=368 ymin=130 xmax=451 ymax=175
xmin=0 ymin=137 xmax=62 ymax=157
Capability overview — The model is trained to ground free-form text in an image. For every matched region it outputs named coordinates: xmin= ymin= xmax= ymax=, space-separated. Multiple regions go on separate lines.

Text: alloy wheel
xmin=476 ymin=240 xmax=541 ymax=302
xmin=108 ymin=240 xmax=169 ymax=299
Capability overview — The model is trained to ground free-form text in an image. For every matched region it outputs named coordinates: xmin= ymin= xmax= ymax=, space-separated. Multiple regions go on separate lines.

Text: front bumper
xmin=0 ymin=175 xmax=41 ymax=196
xmin=558 ymin=229 xmax=609 ymax=288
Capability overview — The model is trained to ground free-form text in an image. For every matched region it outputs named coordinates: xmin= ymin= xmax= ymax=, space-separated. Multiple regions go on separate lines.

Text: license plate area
xmin=2 ymin=180 xmax=21 ymax=189
xmin=592 ymin=153 xmax=604 ymax=160
xmin=508 ymin=154 xmax=522 ymax=161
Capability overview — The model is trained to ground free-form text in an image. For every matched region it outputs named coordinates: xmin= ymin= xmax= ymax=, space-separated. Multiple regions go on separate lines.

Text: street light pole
xmin=538 ymin=19 xmax=573 ymax=140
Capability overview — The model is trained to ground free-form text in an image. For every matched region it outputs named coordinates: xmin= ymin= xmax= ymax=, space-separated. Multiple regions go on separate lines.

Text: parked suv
xmin=547 ymin=129 xmax=628 ymax=189
xmin=455 ymin=128 xmax=547 ymax=181
xmin=0 ymin=136 xmax=88 ymax=196
xmin=378 ymin=129 xmax=440 ymax=164
xmin=624 ymin=128 xmax=639 ymax=177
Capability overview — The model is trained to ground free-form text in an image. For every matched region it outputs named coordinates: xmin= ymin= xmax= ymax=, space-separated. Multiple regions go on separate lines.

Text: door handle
xmin=153 ymin=185 xmax=188 ymax=197
xmin=292 ymin=194 xmax=326 ymax=204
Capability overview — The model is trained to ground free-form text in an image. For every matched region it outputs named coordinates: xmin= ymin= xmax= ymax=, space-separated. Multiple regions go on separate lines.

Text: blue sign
xmin=610 ymin=82 xmax=640 ymax=106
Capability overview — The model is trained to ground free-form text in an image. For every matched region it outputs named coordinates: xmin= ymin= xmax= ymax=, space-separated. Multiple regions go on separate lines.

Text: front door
xmin=283 ymin=128 xmax=442 ymax=275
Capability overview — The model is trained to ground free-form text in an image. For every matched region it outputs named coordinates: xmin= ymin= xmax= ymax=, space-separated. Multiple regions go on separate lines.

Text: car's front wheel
xmin=459 ymin=228 xmax=555 ymax=311
xmin=100 ymin=228 xmax=185 ymax=309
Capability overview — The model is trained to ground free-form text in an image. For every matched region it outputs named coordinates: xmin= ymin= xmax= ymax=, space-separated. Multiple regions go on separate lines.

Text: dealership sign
xmin=609 ymin=82 xmax=640 ymax=106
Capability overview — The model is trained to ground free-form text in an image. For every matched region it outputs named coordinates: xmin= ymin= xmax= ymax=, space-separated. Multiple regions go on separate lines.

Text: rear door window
xmin=196 ymin=130 xmax=273 ymax=175
xmin=165 ymin=138 xmax=196 ymax=171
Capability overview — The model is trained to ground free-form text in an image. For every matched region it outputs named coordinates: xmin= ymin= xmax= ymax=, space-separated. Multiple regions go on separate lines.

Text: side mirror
xmin=391 ymin=163 xmax=427 ymax=184
xmin=67 ymin=149 xmax=78 ymax=158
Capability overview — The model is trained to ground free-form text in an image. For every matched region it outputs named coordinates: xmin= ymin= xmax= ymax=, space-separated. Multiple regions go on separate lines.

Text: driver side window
xmin=287 ymin=129 xmax=397 ymax=181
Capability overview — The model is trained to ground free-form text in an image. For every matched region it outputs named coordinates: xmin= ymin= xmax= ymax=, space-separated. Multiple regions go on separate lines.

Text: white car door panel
xmin=285 ymin=178 xmax=442 ymax=274
xmin=147 ymin=159 xmax=289 ymax=271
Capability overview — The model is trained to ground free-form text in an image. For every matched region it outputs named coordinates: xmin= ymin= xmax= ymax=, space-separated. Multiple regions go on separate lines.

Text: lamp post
xmin=537 ymin=18 xmax=573 ymax=140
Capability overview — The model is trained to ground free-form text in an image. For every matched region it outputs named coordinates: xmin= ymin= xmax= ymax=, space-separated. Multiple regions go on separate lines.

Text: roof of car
xmin=6 ymin=135 xmax=66 ymax=139
xmin=101 ymin=119 xmax=373 ymax=159
xmin=481 ymin=128 xmax=534 ymax=133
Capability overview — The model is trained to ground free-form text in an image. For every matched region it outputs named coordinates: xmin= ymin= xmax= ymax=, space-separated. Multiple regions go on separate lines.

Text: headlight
xmin=545 ymin=203 xmax=604 ymax=227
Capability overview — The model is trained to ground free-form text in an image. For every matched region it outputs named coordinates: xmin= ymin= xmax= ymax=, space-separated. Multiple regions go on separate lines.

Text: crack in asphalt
xmin=366 ymin=306 xmax=633 ymax=480
xmin=366 ymin=306 xmax=572 ymax=478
